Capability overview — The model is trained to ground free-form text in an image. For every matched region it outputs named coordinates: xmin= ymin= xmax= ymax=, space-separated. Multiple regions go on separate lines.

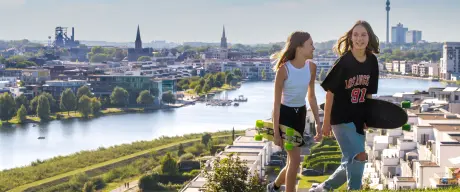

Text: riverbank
xmin=1 ymin=130 xmax=242 ymax=192
xmin=0 ymin=83 xmax=242 ymax=127
xmin=385 ymin=74 xmax=440 ymax=81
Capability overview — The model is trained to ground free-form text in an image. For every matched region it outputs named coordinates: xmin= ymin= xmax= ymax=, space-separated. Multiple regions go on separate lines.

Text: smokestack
xmin=71 ymin=27 xmax=75 ymax=41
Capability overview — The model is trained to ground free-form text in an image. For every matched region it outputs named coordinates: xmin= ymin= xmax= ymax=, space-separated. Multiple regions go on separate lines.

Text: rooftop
xmin=418 ymin=161 xmax=440 ymax=167
xmin=395 ymin=177 xmax=416 ymax=182
xmin=417 ymin=113 xmax=458 ymax=120
xmin=374 ymin=136 xmax=389 ymax=144
xmin=431 ymin=124 xmax=460 ymax=132
xmin=220 ymin=151 xmax=260 ymax=156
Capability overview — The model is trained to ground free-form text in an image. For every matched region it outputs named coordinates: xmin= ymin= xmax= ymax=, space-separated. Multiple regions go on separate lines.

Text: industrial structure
xmin=53 ymin=26 xmax=79 ymax=48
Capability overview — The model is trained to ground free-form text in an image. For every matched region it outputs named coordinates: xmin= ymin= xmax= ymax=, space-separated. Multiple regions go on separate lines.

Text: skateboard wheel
xmin=401 ymin=101 xmax=411 ymax=109
xmin=254 ymin=134 xmax=263 ymax=141
xmin=255 ymin=120 xmax=264 ymax=128
xmin=285 ymin=142 xmax=294 ymax=151
xmin=402 ymin=124 xmax=411 ymax=131
xmin=286 ymin=128 xmax=294 ymax=136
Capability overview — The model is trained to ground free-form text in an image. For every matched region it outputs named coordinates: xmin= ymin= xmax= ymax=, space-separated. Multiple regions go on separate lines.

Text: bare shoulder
xmin=275 ymin=65 xmax=287 ymax=81
xmin=309 ymin=61 xmax=317 ymax=72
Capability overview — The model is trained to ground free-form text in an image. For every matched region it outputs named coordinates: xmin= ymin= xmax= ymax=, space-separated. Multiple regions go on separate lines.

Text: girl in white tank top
xmin=267 ymin=31 xmax=321 ymax=192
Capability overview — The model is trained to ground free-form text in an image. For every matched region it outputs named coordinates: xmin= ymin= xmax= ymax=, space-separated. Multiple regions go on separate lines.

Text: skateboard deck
xmin=319 ymin=99 xmax=411 ymax=130
xmin=254 ymin=120 xmax=304 ymax=150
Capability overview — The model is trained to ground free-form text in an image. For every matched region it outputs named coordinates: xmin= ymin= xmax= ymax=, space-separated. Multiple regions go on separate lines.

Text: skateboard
xmin=253 ymin=120 xmax=304 ymax=150
xmin=319 ymin=99 xmax=412 ymax=131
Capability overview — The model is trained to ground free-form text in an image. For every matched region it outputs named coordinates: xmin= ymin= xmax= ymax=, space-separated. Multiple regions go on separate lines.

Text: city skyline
xmin=0 ymin=0 xmax=459 ymax=44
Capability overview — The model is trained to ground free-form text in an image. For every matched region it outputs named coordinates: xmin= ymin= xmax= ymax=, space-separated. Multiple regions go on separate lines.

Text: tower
xmin=220 ymin=25 xmax=227 ymax=49
xmin=386 ymin=0 xmax=390 ymax=44
xmin=135 ymin=25 xmax=142 ymax=50
xmin=219 ymin=25 xmax=228 ymax=60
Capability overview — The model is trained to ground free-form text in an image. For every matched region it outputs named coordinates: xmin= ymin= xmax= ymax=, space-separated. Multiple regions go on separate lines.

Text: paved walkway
xmin=110 ymin=180 xmax=139 ymax=192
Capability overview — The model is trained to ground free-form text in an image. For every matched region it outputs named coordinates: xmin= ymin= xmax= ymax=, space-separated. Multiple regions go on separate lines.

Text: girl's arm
xmin=273 ymin=66 xmax=287 ymax=135
xmin=307 ymin=62 xmax=320 ymax=131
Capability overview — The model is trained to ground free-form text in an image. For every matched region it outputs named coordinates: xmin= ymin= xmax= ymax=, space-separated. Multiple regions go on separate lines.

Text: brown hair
xmin=333 ymin=20 xmax=380 ymax=56
xmin=271 ymin=31 xmax=311 ymax=71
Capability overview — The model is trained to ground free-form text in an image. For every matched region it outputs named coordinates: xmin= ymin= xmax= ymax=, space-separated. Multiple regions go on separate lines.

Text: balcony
xmin=429 ymin=172 xmax=458 ymax=188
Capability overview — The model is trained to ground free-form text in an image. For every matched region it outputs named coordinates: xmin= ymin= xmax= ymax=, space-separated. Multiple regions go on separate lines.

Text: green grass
xmin=9 ymin=134 xmax=234 ymax=192
xmin=298 ymin=175 xmax=347 ymax=191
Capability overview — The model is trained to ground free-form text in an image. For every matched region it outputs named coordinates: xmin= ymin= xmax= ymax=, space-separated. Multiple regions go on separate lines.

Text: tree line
xmin=177 ymin=69 xmax=243 ymax=94
xmin=0 ymin=85 xmax=176 ymax=123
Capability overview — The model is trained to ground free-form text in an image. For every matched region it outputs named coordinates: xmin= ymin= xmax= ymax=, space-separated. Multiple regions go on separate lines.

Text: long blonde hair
xmin=333 ymin=20 xmax=380 ymax=56
xmin=271 ymin=31 xmax=311 ymax=71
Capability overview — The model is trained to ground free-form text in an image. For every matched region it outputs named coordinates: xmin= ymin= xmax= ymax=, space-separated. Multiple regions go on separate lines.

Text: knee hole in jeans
xmin=353 ymin=152 xmax=367 ymax=162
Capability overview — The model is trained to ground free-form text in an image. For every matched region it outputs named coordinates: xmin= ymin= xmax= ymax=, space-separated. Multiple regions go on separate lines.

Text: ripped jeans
xmin=322 ymin=122 xmax=366 ymax=190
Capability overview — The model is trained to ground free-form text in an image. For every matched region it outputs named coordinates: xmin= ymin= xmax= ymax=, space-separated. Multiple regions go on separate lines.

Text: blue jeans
xmin=322 ymin=122 xmax=366 ymax=190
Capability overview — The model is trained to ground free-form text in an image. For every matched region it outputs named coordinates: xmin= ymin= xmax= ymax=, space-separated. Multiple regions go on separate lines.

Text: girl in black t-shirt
xmin=309 ymin=20 xmax=380 ymax=191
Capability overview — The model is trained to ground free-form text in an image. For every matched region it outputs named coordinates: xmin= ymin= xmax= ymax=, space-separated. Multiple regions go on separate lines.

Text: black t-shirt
xmin=320 ymin=51 xmax=379 ymax=135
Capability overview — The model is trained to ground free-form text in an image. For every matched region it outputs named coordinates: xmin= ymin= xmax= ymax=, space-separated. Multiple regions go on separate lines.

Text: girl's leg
xmin=343 ymin=123 xmax=366 ymax=190
xmin=310 ymin=122 xmax=354 ymax=191
xmin=273 ymin=156 xmax=289 ymax=188
xmin=285 ymin=147 xmax=301 ymax=192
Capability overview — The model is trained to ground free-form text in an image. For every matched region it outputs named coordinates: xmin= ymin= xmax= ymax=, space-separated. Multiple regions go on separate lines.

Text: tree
xmin=29 ymin=96 xmax=38 ymax=115
xmin=82 ymin=181 xmax=95 ymax=192
xmin=90 ymin=98 xmax=101 ymax=115
xmin=202 ymin=133 xmax=212 ymax=146
xmin=78 ymin=95 xmax=92 ymax=118
xmin=318 ymin=68 xmax=326 ymax=81
xmin=40 ymin=92 xmax=57 ymax=113
xmin=15 ymin=94 xmax=28 ymax=112
xmin=37 ymin=95 xmax=50 ymax=120
xmin=0 ymin=93 xmax=16 ymax=122
xmin=232 ymin=127 xmax=235 ymax=142
xmin=160 ymin=153 xmax=178 ymax=175
xmin=261 ymin=69 xmax=266 ymax=80
xmin=77 ymin=85 xmax=92 ymax=99
xmin=110 ymin=87 xmax=129 ymax=106
xmin=136 ymin=90 xmax=154 ymax=107
xmin=203 ymin=153 xmax=266 ymax=192
xmin=162 ymin=91 xmax=175 ymax=104
xmin=178 ymin=143 xmax=185 ymax=157
xmin=191 ymin=69 xmax=198 ymax=76
xmin=137 ymin=56 xmax=151 ymax=61
xmin=60 ymin=88 xmax=77 ymax=116
xmin=16 ymin=105 xmax=27 ymax=123
xmin=225 ymin=73 xmax=234 ymax=85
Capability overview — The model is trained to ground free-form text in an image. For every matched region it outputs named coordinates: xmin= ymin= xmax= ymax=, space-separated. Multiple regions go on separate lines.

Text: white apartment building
xmin=180 ymin=134 xmax=276 ymax=192
xmin=391 ymin=60 xmax=415 ymax=74
xmin=313 ymin=57 xmax=336 ymax=79
xmin=440 ymin=42 xmax=460 ymax=80
xmin=411 ymin=61 xmax=439 ymax=77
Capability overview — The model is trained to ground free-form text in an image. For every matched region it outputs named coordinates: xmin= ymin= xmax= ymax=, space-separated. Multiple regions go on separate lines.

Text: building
xmin=406 ymin=30 xmax=422 ymax=44
xmin=42 ymin=80 xmax=89 ymax=99
xmin=440 ymin=42 xmax=460 ymax=80
xmin=180 ymin=135 xmax=277 ymax=192
xmin=314 ymin=57 xmax=336 ymax=80
xmin=392 ymin=60 xmax=414 ymax=74
xmin=411 ymin=62 xmax=438 ymax=77
xmin=392 ymin=23 xmax=408 ymax=44
xmin=87 ymin=75 xmax=162 ymax=104
xmin=21 ymin=69 xmax=51 ymax=84
xmin=127 ymin=25 xmax=154 ymax=61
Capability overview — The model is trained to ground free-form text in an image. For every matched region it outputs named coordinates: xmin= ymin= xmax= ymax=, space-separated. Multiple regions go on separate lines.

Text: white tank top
xmin=281 ymin=61 xmax=311 ymax=107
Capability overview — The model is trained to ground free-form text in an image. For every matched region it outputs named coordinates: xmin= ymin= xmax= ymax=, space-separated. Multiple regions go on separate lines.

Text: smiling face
xmin=297 ymin=37 xmax=315 ymax=60
xmin=351 ymin=24 xmax=369 ymax=51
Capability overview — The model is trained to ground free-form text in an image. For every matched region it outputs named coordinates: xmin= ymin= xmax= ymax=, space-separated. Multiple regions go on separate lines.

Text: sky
xmin=0 ymin=0 xmax=458 ymax=44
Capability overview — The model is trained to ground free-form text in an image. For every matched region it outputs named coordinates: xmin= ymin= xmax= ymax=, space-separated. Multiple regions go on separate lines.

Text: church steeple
xmin=135 ymin=25 xmax=142 ymax=50
xmin=220 ymin=25 xmax=227 ymax=49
